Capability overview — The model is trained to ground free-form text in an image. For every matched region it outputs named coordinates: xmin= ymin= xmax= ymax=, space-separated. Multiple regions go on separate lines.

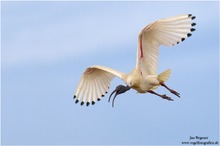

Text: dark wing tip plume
xmin=187 ymin=33 xmax=192 ymax=37
xmin=191 ymin=23 xmax=196 ymax=26
xmin=191 ymin=16 xmax=196 ymax=20
xmin=75 ymin=99 xmax=79 ymax=104
xmin=172 ymin=14 xmax=195 ymax=46
xmin=191 ymin=28 xmax=196 ymax=32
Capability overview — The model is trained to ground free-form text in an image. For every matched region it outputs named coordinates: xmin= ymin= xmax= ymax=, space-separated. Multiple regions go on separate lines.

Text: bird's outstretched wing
xmin=73 ymin=65 xmax=125 ymax=106
xmin=136 ymin=14 xmax=196 ymax=76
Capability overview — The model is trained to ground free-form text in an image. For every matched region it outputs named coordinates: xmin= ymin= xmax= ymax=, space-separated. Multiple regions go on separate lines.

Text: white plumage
xmin=73 ymin=14 xmax=196 ymax=106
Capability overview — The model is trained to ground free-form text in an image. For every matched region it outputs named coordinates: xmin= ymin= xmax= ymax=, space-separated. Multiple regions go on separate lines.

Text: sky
xmin=1 ymin=1 xmax=219 ymax=145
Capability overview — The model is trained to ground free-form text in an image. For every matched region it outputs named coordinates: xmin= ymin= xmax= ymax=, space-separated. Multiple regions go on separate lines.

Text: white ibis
xmin=73 ymin=14 xmax=196 ymax=107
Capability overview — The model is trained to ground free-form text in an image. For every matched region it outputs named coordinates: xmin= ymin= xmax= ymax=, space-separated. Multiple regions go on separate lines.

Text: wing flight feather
xmin=73 ymin=65 xmax=125 ymax=106
xmin=136 ymin=14 xmax=196 ymax=76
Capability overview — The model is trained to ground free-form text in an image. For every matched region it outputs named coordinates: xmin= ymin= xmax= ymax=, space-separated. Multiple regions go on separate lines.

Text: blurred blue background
xmin=1 ymin=1 xmax=219 ymax=145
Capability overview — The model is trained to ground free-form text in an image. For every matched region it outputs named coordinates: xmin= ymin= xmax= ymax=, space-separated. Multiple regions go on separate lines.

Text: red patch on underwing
xmin=140 ymin=35 xmax=143 ymax=58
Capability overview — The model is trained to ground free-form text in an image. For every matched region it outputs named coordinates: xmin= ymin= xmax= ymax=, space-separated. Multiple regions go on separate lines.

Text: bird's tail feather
xmin=158 ymin=69 xmax=171 ymax=82
xmin=150 ymin=69 xmax=171 ymax=90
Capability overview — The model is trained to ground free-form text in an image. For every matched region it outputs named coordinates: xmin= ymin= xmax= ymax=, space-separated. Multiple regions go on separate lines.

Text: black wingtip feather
xmin=188 ymin=14 xmax=192 ymax=17
xmin=191 ymin=28 xmax=196 ymax=32
xmin=191 ymin=23 xmax=196 ymax=26
xmin=181 ymin=38 xmax=185 ymax=42
xmin=75 ymin=99 xmax=79 ymax=104
xmin=73 ymin=95 xmax=76 ymax=99
xmin=191 ymin=16 xmax=196 ymax=20
xmin=86 ymin=102 xmax=90 ymax=106
xmin=97 ymin=98 xmax=101 ymax=101
xmin=81 ymin=102 xmax=84 ymax=106
xmin=92 ymin=101 xmax=95 ymax=105
xmin=187 ymin=33 xmax=192 ymax=37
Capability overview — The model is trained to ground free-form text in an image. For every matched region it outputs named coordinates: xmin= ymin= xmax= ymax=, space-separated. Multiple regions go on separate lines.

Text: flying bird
xmin=73 ymin=14 xmax=196 ymax=107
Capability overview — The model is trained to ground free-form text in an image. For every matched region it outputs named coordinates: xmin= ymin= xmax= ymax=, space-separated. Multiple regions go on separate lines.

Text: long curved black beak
xmin=108 ymin=85 xmax=131 ymax=107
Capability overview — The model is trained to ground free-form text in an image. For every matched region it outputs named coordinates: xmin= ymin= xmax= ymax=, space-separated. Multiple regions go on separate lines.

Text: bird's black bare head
xmin=108 ymin=85 xmax=131 ymax=107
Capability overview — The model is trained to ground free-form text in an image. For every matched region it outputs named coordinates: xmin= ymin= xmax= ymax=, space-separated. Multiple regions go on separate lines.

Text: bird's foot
xmin=108 ymin=85 xmax=131 ymax=107
xmin=160 ymin=82 xmax=180 ymax=98
xmin=148 ymin=90 xmax=174 ymax=101
xmin=169 ymin=89 xmax=180 ymax=98
xmin=161 ymin=94 xmax=174 ymax=101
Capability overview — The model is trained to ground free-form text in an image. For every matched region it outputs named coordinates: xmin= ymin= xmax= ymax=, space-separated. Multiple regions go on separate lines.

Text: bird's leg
xmin=160 ymin=82 xmax=180 ymax=97
xmin=148 ymin=90 xmax=174 ymax=101
xmin=108 ymin=85 xmax=131 ymax=107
